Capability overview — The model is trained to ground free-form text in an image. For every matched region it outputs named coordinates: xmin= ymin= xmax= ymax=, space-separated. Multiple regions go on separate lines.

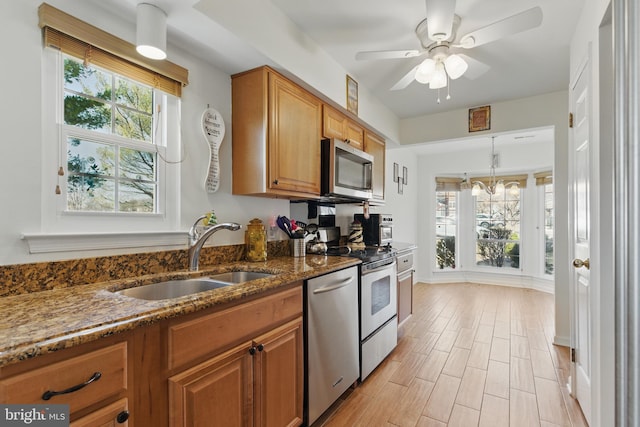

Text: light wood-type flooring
xmin=317 ymin=282 xmax=589 ymax=427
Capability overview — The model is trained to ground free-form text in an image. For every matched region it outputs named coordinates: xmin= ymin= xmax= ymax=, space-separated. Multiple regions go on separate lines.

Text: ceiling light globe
xmin=444 ymin=54 xmax=468 ymax=80
xmin=429 ymin=62 xmax=447 ymax=89
xmin=415 ymin=58 xmax=436 ymax=84
xmin=471 ymin=183 xmax=481 ymax=196
xmin=495 ymin=181 xmax=505 ymax=196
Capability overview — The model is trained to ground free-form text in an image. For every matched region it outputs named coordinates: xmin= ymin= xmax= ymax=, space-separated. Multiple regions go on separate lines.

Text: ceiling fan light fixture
xmin=429 ymin=62 xmax=447 ymax=89
xmin=425 ymin=0 xmax=456 ymax=42
xmin=415 ymin=58 xmax=436 ymax=84
xmin=444 ymin=54 xmax=468 ymax=79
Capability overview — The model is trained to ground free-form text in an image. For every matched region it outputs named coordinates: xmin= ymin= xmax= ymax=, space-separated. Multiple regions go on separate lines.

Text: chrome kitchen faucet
xmin=187 ymin=215 xmax=241 ymax=271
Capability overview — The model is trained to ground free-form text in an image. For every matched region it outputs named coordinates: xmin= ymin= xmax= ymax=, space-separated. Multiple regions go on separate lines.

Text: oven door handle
xmin=362 ymin=262 xmax=395 ymax=276
xmin=312 ymin=277 xmax=354 ymax=294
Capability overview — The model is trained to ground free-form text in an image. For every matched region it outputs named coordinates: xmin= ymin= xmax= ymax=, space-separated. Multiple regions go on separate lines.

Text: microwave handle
xmin=364 ymin=162 xmax=373 ymax=184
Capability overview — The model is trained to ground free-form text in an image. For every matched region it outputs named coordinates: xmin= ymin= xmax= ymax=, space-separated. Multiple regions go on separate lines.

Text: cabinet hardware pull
xmin=249 ymin=346 xmax=257 ymax=355
xmin=41 ymin=372 xmax=102 ymax=400
xmin=257 ymin=344 xmax=264 ymax=352
xmin=116 ymin=410 xmax=130 ymax=424
xmin=273 ymin=179 xmax=279 ymax=185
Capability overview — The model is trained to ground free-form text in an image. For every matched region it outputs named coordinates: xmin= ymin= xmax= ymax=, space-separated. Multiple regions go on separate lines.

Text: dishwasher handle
xmin=312 ymin=277 xmax=354 ymax=294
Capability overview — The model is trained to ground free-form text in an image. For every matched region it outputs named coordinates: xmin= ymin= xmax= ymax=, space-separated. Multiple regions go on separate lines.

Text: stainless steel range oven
xmin=356 ymin=249 xmax=398 ymax=380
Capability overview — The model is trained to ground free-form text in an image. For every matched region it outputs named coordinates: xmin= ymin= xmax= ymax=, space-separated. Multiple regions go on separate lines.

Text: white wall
xmin=412 ymin=137 xmax=554 ymax=289
xmin=398 ymin=91 xmax=570 ymax=345
xmin=0 ymin=0 xmax=291 ymax=265
xmin=193 ymin=0 xmax=400 ymax=144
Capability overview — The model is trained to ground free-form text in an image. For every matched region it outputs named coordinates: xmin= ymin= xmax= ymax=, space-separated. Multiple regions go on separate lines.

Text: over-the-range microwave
xmin=321 ymin=138 xmax=374 ymax=201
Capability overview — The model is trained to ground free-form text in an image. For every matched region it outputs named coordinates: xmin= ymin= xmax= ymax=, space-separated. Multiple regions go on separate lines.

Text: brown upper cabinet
xmin=232 ymin=65 xmax=385 ymax=203
xmin=232 ymin=66 xmax=323 ymax=198
xmin=322 ymin=104 xmax=364 ymax=150
xmin=364 ymin=130 xmax=385 ymax=202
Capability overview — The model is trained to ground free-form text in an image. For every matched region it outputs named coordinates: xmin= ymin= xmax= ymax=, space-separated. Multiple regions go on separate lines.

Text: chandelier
xmin=471 ymin=137 xmax=520 ymax=197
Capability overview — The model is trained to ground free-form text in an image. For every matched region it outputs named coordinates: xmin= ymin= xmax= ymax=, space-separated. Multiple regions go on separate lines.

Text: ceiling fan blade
xmin=424 ymin=0 xmax=457 ymax=41
xmin=355 ymin=50 xmax=422 ymax=60
xmin=390 ymin=64 xmax=420 ymax=91
xmin=458 ymin=6 xmax=543 ymax=49
xmin=457 ymin=54 xmax=490 ymax=80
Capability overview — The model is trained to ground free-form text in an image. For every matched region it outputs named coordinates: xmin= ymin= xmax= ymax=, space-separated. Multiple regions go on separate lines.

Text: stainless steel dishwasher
xmin=305 ymin=265 xmax=359 ymax=425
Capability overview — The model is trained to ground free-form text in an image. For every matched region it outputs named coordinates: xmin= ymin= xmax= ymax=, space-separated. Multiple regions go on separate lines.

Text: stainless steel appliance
xmin=358 ymin=252 xmax=398 ymax=380
xmin=321 ymin=138 xmax=374 ymax=201
xmin=306 ymin=266 xmax=359 ymax=425
xmin=354 ymin=213 xmax=393 ymax=246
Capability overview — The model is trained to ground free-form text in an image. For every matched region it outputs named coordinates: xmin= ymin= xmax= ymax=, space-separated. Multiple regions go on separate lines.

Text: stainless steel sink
xmin=115 ymin=278 xmax=231 ymax=300
xmin=207 ymin=271 xmax=274 ymax=283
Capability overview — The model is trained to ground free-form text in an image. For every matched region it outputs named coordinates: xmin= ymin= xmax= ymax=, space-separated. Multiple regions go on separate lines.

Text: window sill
xmin=21 ymin=231 xmax=186 ymax=254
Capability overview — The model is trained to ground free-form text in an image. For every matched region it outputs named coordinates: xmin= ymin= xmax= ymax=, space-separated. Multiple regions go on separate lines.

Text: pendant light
xmin=136 ymin=3 xmax=167 ymax=60
xmin=471 ymin=136 xmax=520 ymax=196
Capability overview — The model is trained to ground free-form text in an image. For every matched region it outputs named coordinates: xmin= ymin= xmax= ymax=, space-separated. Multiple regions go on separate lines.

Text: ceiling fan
xmin=355 ymin=0 xmax=543 ymax=95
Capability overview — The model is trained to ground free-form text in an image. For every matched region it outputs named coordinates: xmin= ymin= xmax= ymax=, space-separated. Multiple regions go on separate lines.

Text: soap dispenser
xmin=245 ymin=218 xmax=267 ymax=262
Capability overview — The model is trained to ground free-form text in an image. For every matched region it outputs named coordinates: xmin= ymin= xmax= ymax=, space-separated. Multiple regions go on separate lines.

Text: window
xmin=35 ymin=3 xmax=189 ymax=242
xmin=63 ymin=56 xmax=159 ymax=213
xmin=543 ymin=182 xmax=554 ymax=275
xmin=435 ymin=177 xmax=460 ymax=269
xmin=475 ymin=189 xmax=521 ymax=269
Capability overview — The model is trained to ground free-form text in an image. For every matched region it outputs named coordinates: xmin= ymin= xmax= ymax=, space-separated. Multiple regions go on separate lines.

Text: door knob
xmin=572 ymin=258 xmax=590 ymax=270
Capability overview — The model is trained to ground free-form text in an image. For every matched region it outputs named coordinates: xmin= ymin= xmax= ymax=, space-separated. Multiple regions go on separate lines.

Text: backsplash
xmin=0 ymin=241 xmax=290 ymax=297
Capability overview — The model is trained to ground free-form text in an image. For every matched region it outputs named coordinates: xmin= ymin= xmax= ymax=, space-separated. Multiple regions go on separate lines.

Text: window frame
xmin=435 ymin=190 xmax=458 ymax=270
xmin=473 ymin=187 xmax=522 ymax=271
xmin=60 ymin=55 xmax=164 ymax=215
xmin=36 ymin=47 xmax=181 ymax=241
xmin=542 ymin=181 xmax=555 ymax=277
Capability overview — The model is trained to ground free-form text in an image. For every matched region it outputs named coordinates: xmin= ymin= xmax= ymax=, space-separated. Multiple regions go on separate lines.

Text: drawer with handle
xmin=396 ymin=251 xmax=414 ymax=274
xmin=0 ymin=342 xmax=127 ymax=414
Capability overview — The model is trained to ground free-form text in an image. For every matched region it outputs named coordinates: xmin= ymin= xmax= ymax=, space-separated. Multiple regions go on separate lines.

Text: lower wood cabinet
xmin=166 ymin=285 xmax=303 ymax=427
xmin=0 ymin=284 xmax=304 ymax=427
xmin=71 ymin=398 xmax=130 ymax=427
xmin=168 ymin=318 xmax=303 ymax=427
xmin=0 ymin=338 xmax=131 ymax=425
xmin=397 ymin=269 xmax=413 ymax=327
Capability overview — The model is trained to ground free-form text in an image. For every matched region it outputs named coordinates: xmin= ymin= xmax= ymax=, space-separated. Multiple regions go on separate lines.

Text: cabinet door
xmin=269 ymin=74 xmax=322 ymax=195
xmin=322 ymin=104 xmax=346 ymax=140
xmin=71 ymin=399 xmax=129 ymax=427
xmin=253 ymin=318 xmax=303 ymax=427
xmin=169 ymin=342 xmax=253 ymax=427
xmin=397 ymin=270 xmax=413 ymax=327
xmin=364 ymin=131 xmax=386 ymax=201
xmin=345 ymin=120 xmax=364 ymax=150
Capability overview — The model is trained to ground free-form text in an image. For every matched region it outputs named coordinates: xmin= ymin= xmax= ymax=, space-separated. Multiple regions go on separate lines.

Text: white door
xmin=570 ymin=58 xmax=592 ymax=425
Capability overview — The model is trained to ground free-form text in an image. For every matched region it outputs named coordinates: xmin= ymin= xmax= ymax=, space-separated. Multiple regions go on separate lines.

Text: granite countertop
xmin=0 ymin=255 xmax=360 ymax=368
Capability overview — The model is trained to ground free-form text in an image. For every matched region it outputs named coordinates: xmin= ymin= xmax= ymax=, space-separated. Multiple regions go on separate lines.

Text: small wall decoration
xmin=393 ymin=162 xmax=408 ymax=194
xmin=346 ymin=75 xmax=358 ymax=115
xmin=201 ymin=106 xmax=225 ymax=193
xmin=469 ymin=105 xmax=491 ymax=132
